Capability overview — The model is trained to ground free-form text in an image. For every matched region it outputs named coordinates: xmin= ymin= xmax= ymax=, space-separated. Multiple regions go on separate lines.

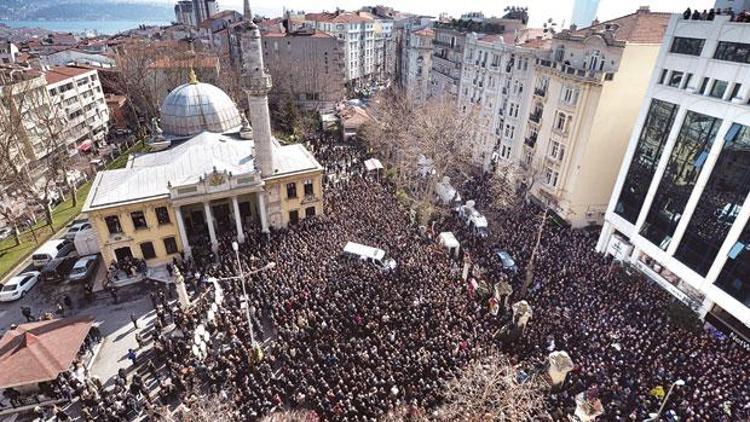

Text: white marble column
xmin=257 ymin=192 xmax=269 ymax=233
xmin=203 ymin=202 xmax=218 ymax=252
xmin=174 ymin=206 xmax=191 ymax=258
xmin=232 ymin=196 xmax=245 ymax=243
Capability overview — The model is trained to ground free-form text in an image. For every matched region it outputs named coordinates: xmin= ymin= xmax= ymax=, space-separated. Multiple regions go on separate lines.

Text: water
xmin=3 ymin=20 xmax=171 ymax=35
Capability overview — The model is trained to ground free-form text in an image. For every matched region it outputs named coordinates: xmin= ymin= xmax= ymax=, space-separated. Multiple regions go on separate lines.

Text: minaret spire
xmin=244 ymin=0 xmax=252 ymax=21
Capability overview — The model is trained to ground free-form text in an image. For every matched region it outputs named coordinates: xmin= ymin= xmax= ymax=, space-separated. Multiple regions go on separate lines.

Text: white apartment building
xmin=305 ymin=12 xmax=376 ymax=86
xmin=458 ymin=33 xmax=548 ymax=169
xmin=597 ymin=13 xmax=750 ymax=347
xmin=45 ymin=66 xmax=110 ymax=156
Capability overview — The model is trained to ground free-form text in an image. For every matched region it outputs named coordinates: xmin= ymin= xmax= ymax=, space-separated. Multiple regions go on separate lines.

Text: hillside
xmin=0 ymin=0 xmax=173 ymax=21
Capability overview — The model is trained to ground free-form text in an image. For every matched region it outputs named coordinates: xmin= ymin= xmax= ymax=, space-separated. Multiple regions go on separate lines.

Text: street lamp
xmin=645 ymin=379 xmax=685 ymax=421
xmin=231 ymin=241 xmax=276 ymax=347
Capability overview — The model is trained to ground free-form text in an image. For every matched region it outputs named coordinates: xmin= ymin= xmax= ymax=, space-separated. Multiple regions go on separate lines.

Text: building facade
xmin=402 ymin=28 xmax=434 ymax=104
xmin=174 ymin=0 xmax=218 ymax=26
xmin=597 ymin=13 xmax=750 ymax=345
xmin=395 ymin=15 xmax=433 ymax=91
xmin=521 ymin=8 xmax=669 ymax=227
xmin=45 ymin=66 xmax=110 ymax=155
xmin=429 ymin=26 xmax=467 ymax=102
xmin=262 ymin=30 xmax=346 ymax=110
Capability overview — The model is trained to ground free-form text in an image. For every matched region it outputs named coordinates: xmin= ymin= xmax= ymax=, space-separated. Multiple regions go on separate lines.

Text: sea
xmin=3 ymin=20 xmax=171 ymax=36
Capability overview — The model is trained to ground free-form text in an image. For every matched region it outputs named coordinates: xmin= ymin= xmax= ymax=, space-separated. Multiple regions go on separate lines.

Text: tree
xmin=261 ymin=409 xmax=320 ymax=421
xmin=157 ymin=393 xmax=240 ymax=421
xmin=437 ymin=353 xmax=546 ymax=421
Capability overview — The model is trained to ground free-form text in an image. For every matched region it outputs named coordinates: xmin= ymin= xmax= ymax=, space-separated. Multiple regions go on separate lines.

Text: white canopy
xmin=364 ymin=158 xmax=384 ymax=172
xmin=439 ymin=232 xmax=459 ymax=249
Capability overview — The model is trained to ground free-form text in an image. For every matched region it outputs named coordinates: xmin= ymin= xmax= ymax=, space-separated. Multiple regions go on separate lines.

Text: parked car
xmin=40 ymin=256 xmax=78 ymax=283
xmin=64 ymin=221 xmax=92 ymax=241
xmin=495 ymin=250 xmax=518 ymax=274
xmin=0 ymin=271 xmax=40 ymax=302
xmin=68 ymin=255 xmax=100 ymax=283
xmin=342 ymin=242 xmax=397 ymax=271
xmin=32 ymin=239 xmax=75 ymax=268
xmin=0 ymin=226 xmax=13 ymax=241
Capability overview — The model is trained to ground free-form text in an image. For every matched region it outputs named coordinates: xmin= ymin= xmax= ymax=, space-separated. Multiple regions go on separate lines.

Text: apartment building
xmin=597 ymin=11 xmax=750 ymax=346
xmin=402 ymin=28 xmax=434 ymax=104
xmin=395 ymin=15 xmax=433 ymax=91
xmin=45 ymin=66 xmax=109 ymax=155
xmin=305 ymin=11 xmax=376 ymax=87
xmin=429 ymin=26 xmax=467 ymax=102
xmin=521 ymin=7 xmax=669 ymax=228
xmin=175 ymin=0 xmax=219 ymax=26
xmin=458 ymin=32 xmax=549 ymax=168
xmin=262 ymin=29 xmax=346 ymax=110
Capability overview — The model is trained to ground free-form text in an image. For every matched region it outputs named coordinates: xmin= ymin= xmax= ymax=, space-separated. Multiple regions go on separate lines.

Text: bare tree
xmin=260 ymin=409 xmax=320 ymax=422
xmin=437 ymin=353 xmax=546 ymax=421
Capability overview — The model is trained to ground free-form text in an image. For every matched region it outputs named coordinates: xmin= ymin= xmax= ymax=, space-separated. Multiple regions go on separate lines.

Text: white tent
xmin=364 ymin=158 xmax=384 ymax=172
xmin=439 ymin=231 xmax=460 ymax=258
xmin=435 ymin=176 xmax=461 ymax=205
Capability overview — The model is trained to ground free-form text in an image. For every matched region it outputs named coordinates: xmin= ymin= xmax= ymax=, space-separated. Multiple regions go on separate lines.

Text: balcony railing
xmin=534 ymin=87 xmax=547 ymax=97
xmin=525 ymin=135 xmax=537 ymax=148
xmin=536 ymin=58 xmax=613 ymax=83
xmin=529 ymin=111 xmax=542 ymax=123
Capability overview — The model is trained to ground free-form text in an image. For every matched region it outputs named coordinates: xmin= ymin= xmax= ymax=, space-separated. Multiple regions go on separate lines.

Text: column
xmin=232 ymin=196 xmax=245 ymax=243
xmin=204 ymin=202 xmax=218 ymax=252
xmin=174 ymin=206 xmax=191 ymax=258
xmin=257 ymin=191 xmax=270 ymax=233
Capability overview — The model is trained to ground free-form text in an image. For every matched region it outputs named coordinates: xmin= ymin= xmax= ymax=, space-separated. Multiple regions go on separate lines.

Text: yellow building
xmin=83 ymin=11 xmax=325 ymax=265
xmin=523 ymin=7 xmax=670 ymax=227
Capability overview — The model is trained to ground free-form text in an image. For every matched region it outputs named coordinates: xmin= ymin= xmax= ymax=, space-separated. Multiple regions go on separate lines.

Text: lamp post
xmin=645 ymin=379 xmax=685 ymax=421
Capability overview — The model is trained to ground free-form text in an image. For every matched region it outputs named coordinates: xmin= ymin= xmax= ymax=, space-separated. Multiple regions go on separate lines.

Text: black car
xmin=40 ymin=256 xmax=77 ymax=283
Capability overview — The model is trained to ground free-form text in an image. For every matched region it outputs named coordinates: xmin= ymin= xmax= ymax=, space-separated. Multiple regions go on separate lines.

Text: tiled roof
xmin=44 ymin=66 xmax=94 ymax=85
xmin=0 ymin=316 xmax=93 ymax=388
xmin=413 ymin=28 xmax=434 ymax=37
xmin=567 ymin=8 xmax=670 ymax=44
xmin=305 ymin=11 xmax=372 ymax=24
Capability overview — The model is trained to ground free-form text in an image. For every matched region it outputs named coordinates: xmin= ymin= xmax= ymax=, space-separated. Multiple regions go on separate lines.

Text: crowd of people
xmin=26 ymin=135 xmax=747 ymax=420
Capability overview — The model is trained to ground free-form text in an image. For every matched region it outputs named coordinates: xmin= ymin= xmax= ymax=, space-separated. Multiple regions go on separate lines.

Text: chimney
xmin=637 ymin=6 xmax=650 ymax=13
xmin=569 ymin=24 xmax=577 ymax=31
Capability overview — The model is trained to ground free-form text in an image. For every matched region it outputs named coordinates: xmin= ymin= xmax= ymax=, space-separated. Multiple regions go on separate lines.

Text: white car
xmin=0 ymin=271 xmax=40 ymax=302
xmin=64 ymin=221 xmax=92 ymax=241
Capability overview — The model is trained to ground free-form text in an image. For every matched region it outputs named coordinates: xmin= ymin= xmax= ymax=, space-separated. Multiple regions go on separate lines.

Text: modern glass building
xmin=571 ymin=0 xmax=601 ymax=28
xmin=597 ymin=12 xmax=750 ymax=350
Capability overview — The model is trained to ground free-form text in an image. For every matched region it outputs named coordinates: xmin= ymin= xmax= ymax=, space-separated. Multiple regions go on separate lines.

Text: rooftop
xmin=561 ymin=7 xmax=671 ymax=44
xmin=43 ymin=66 xmax=94 ymax=85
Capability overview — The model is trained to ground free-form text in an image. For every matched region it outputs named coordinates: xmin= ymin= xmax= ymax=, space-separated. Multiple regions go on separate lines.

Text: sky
xmin=205 ymin=0 xmax=716 ymax=27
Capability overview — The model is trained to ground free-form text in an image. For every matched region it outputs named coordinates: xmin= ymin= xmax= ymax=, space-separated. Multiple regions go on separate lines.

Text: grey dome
xmin=160 ymin=81 xmax=242 ymax=139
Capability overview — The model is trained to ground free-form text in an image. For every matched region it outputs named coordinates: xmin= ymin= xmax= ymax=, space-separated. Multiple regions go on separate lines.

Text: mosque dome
xmin=159 ymin=70 xmax=242 ymax=139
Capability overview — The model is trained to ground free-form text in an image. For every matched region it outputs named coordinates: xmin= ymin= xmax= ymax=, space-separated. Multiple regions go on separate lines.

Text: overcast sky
xmin=207 ymin=0 xmax=715 ymax=27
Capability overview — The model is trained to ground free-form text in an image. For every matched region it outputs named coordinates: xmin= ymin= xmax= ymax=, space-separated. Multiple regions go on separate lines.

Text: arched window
xmin=555 ymin=45 xmax=565 ymax=62
xmin=589 ymin=50 xmax=603 ymax=71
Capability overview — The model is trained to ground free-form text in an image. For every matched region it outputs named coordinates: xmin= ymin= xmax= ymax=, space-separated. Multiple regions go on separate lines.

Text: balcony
xmin=529 ymin=111 xmax=542 ymax=123
xmin=534 ymin=87 xmax=547 ymax=98
xmin=536 ymin=58 xmax=613 ymax=83
xmin=525 ymin=134 xmax=537 ymax=148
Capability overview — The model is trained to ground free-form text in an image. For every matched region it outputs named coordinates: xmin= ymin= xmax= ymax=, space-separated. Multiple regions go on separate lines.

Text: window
xmin=699 ymin=77 xmax=710 ymax=95
xmin=710 ymin=80 xmax=728 ymax=99
xmin=670 ymin=37 xmax=705 ymax=56
xmin=730 ymin=83 xmax=743 ymax=100
xmin=289 ymin=210 xmax=299 ymax=225
xmin=105 ymin=216 xmax=122 ymax=235
xmin=303 ymin=180 xmax=314 ymax=196
xmin=658 ymin=69 xmax=668 ymax=85
xmin=668 ymin=71 xmax=684 ymax=88
xmin=615 ymin=99 xmax=678 ymax=223
xmin=555 ymin=112 xmax=567 ymax=133
xmin=683 ymin=73 xmax=693 ymax=90
xmin=544 ymin=167 xmax=559 ymax=187
xmin=131 ymin=211 xmax=148 ymax=230
xmin=639 ymin=111 xmax=722 ymax=250
xmin=715 ymin=222 xmax=750 ymax=307
xmin=561 ymin=86 xmax=578 ymax=105
xmin=548 ymin=141 xmax=565 ymax=161
xmin=164 ymin=237 xmax=178 ymax=255
xmin=155 ymin=207 xmax=171 ymax=225
xmin=286 ymin=182 xmax=297 ymax=199
xmin=714 ymin=41 xmax=750 ymax=64
xmin=140 ymin=241 xmax=156 ymax=260
xmin=305 ymin=206 xmax=316 ymax=217
xmin=675 ymin=123 xmax=750 ymax=276
xmin=500 ymin=144 xmax=511 ymax=159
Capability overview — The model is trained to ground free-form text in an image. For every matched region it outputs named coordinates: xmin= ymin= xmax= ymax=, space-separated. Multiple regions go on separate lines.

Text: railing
xmin=535 ymin=58 xmax=611 ymax=83
xmin=525 ymin=135 xmax=537 ymax=148
xmin=529 ymin=111 xmax=542 ymax=123
xmin=534 ymin=87 xmax=547 ymax=97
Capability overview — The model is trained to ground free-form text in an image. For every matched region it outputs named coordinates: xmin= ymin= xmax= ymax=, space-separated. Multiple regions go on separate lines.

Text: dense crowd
xmin=35 ymin=136 xmax=748 ymax=420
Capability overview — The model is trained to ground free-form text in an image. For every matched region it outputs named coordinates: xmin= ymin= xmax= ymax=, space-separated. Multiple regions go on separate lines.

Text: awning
xmin=439 ymin=231 xmax=459 ymax=249
xmin=364 ymin=158 xmax=384 ymax=172
xmin=77 ymin=140 xmax=93 ymax=152
xmin=0 ymin=316 xmax=93 ymax=388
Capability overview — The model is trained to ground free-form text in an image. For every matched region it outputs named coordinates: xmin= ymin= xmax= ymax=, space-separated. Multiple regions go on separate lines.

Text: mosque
xmin=83 ymin=2 xmax=324 ymax=265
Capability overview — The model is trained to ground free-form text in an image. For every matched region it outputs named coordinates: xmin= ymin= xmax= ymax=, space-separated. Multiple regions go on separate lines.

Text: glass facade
xmin=614 ymin=99 xmax=678 ymax=223
xmin=640 ymin=111 xmax=722 ymax=250
xmin=675 ymin=123 xmax=750 ymax=276
xmin=714 ymin=41 xmax=750 ymax=64
xmin=670 ymin=37 xmax=705 ymax=56
xmin=715 ymin=223 xmax=750 ymax=307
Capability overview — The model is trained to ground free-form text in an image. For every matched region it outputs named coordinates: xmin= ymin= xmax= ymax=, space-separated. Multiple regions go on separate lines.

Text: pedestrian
xmin=55 ymin=301 xmax=65 ymax=317
xmin=21 ymin=306 xmax=33 ymax=322
xmin=127 ymin=348 xmax=137 ymax=366
xmin=108 ymin=286 xmax=118 ymax=305
xmin=130 ymin=313 xmax=138 ymax=329
xmin=135 ymin=331 xmax=145 ymax=349
xmin=63 ymin=294 xmax=73 ymax=309
xmin=90 ymin=324 xmax=102 ymax=343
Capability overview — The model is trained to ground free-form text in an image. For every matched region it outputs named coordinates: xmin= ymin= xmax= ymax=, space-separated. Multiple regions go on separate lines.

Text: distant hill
xmin=0 ymin=0 xmax=174 ymax=22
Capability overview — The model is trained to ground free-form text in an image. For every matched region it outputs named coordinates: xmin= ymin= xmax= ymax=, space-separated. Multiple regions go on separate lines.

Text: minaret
xmin=238 ymin=0 xmax=273 ymax=178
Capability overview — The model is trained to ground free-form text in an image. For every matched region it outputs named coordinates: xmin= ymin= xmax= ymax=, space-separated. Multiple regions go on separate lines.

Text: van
xmin=32 ymin=239 xmax=75 ymax=268
xmin=342 ymin=242 xmax=397 ymax=271
xmin=40 ymin=256 xmax=77 ymax=283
